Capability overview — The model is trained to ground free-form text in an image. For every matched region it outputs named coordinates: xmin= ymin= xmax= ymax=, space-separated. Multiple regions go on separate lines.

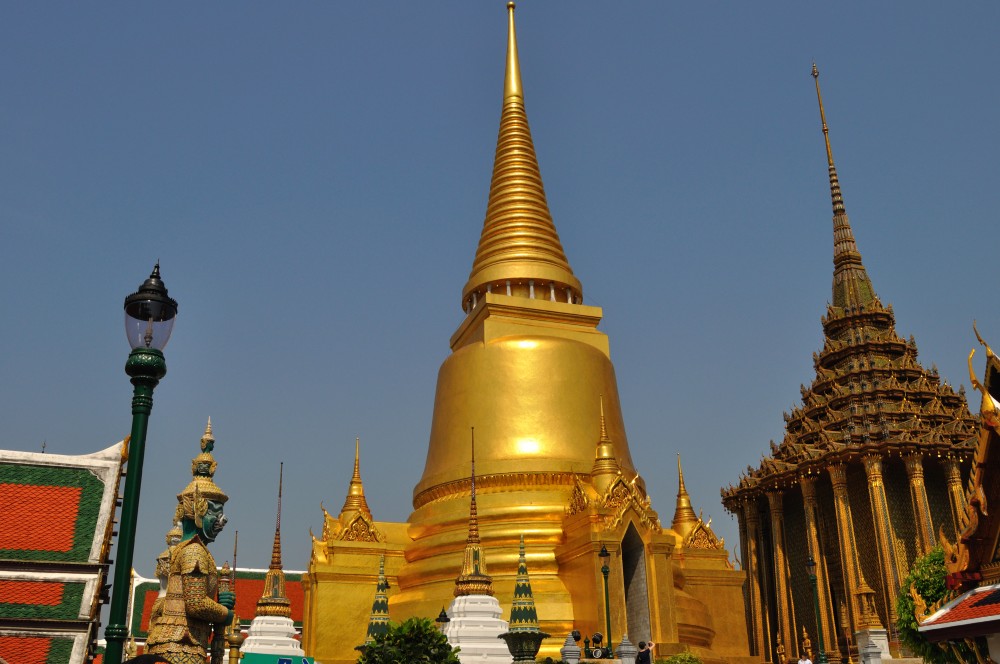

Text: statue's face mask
xmin=198 ymin=500 xmax=227 ymax=543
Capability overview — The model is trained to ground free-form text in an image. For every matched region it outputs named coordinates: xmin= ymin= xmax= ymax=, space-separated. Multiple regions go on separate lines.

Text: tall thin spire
xmin=340 ymin=437 xmax=371 ymax=517
xmin=811 ymin=63 xmax=876 ymax=309
xmin=592 ymin=396 xmax=620 ymax=494
xmin=271 ymin=462 xmax=283 ymax=569
xmin=671 ymin=454 xmax=698 ymax=538
xmin=462 ymin=2 xmax=582 ymax=310
xmin=454 ymin=427 xmax=494 ymax=596
xmin=256 ymin=462 xmax=291 ymax=618
xmin=364 ymin=555 xmax=391 ymax=644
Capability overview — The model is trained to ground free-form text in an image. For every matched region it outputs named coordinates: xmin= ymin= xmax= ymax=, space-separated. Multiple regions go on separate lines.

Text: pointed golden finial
xmin=256 ymin=463 xmax=291 ymax=618
xmin=201 ymin=417 xmax=214 ymax=450
xmin=672 ymin=454 xmax=699 ymax=538
xmin=270 ymin=462 xmax=283 ymax=569
xmin=462 ymin=2 xmax=582 ymax=311
xmin=592 ymin=396 xmax=620 ymax=495
xmin=504 ymin=2 xmax=522 ymax=101
xmin=340 ymin=437 xmax=371 ymax=517
xmin=454 ymin=427 xmax=494 ymax=596
xmin=811 ymin=63 xmax=875 ymax=309
xmin=598 ymin=395 xmax=609 ymax=441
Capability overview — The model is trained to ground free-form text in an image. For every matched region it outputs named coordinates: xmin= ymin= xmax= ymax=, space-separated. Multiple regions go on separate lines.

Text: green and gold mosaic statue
xmin=146 ymin=419 xmax=234 ymax=664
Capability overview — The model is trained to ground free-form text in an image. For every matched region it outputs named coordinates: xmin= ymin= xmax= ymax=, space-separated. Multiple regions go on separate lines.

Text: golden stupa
xmin=303 ymin=6 xmax=752 ymax=663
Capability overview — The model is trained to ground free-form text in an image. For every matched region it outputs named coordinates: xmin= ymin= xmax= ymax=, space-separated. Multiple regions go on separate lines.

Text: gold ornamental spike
xmin=340 ymin=437 xmax=372 ymax=517
xmin=811 ymin=63 xmax=876 ymax=309
xmin=257 ymin=463 xmax=291 ymax=618
xmin=461 ymin=2 xmax=582 ymax=309
xmin=454 ymin=427 xmax=494 ymax=597
xmin=671 ymin=454 xmax=698 ymax=537
xmin=592 ymin=397 xmax=620 ymax=494
xmin=270 ymin=463 xmax=283 ymax=570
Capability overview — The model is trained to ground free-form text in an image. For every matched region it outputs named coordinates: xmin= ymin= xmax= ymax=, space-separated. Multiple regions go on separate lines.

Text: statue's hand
xmin=218 ymin=591 xmax=235 ymax=610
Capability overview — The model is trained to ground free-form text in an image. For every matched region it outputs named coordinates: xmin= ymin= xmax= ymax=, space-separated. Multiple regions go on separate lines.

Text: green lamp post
xmin=599 ymin=544 xmax=613 ymax=658
xmin=806 ymin=557 xmax=829 ymax=664
xmin=103 ymin=264 xmax=178 ymax=664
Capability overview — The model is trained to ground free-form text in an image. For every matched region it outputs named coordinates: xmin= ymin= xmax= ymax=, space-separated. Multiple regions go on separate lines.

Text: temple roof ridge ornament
xmin=462 ymin=1 xmax=582 ymax=311
xmin=314 ymin=439 xmax=384 ymax=546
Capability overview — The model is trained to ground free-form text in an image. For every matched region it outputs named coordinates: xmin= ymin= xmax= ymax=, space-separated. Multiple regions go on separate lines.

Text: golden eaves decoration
xmin=684 ymin=518 xmax=726 ymax=552
xmin=598 ymin=476 xmax=661 ymax=533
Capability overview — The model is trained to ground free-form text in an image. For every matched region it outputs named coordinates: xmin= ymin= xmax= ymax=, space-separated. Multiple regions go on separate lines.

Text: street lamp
xmin=806 ymin=556 xmax=829 ymax=664
xmin=103 ymin=264 xmax=178 ymax=664
xmin=599 ymin=544 xmax=613 ymax=658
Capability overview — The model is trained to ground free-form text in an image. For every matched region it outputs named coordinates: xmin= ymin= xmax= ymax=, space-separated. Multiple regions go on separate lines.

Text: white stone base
xmin=241 ymin=615 xmax=306 ymax=656
xmin=443 ymin=595 xmax=512 ymax=664
xmin=855 ymin=628 xmax=892 ymax=660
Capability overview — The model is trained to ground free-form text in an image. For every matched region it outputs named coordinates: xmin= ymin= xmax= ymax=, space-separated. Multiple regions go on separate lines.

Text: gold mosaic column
xmin=862 ymin=454 xmax=900 ymax=626
xmin=903 ymin=452 xmax=936 ymax=554
xmin=767 ymin=490 xmax=797 ymax=660
xmin=942 ymin=456 xmax=966 ymax=535
xmin=800 ymin=476 xmax=841 ymax=663
xmin=828 ymin=464 xmax=861 ymax=632
xmin=743 ymin=499 xmax=767 ymax=658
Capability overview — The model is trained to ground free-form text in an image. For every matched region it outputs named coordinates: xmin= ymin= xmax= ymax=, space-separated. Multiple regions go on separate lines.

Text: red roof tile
xmin=0 ymin=484 xmax=81 ymax=552
xmin=0 ymin=580 xmax=64 ymax=606
xmin=923 ymin=584 xmax=1000 ymax=628
xmin=0 ymin=635 xmax=51 ymax=664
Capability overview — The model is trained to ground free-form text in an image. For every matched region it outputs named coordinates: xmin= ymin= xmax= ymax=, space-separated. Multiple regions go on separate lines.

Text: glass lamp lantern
xmin=806 ymin=556 xmax=817 ymax=581
xmin=124 ymin=263 xmax=178 ymax=350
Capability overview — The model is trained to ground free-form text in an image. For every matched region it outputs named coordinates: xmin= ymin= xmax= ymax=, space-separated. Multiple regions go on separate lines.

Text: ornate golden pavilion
xmin=302 ymin=5 xmax=752 ymax=664
xmin=720 ymin=65 xmax=977 ymax=663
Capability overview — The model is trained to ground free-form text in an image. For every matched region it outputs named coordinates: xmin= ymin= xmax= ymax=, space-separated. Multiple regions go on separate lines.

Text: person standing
xmin=637 ymin=641 xmax=655 ymax=664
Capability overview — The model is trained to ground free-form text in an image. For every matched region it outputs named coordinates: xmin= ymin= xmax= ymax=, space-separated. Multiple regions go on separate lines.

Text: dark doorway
xmin=622 ymin=522 xmax=651 ymax=643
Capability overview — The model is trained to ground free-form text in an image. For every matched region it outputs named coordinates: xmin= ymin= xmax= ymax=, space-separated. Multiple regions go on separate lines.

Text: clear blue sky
xmin=2 ymin=3 xmax=998 ymax=587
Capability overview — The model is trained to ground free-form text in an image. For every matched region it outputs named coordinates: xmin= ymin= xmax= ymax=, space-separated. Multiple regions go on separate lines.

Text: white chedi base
xmin=241 ymin=614 xmax=306 ymax=656
xmin=443 ymin=595 xmax=512 ymax=664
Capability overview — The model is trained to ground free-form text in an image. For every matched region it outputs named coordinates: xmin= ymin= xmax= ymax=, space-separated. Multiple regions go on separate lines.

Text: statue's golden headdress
xmin=175 ymin=418 xmax=228 ymax=527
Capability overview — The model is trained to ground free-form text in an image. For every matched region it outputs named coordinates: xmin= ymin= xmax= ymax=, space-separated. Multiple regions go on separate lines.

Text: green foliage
xmin=357 ymin=616 xmax=460 ymax=664
xmin=657 ymin=653 xmax=702 ymax=664
xmin=896 ymin=546 xmax=959 ymax=664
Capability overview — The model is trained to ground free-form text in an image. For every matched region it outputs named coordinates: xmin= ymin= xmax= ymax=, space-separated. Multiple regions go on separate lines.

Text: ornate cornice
xmin=414 ymin=471 xmax=580 ymax=509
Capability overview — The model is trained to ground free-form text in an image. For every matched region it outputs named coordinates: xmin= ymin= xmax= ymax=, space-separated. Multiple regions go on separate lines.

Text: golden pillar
xmin=767 ymin=490 xmax=797 ymax=661
xmin=742 ymin=499 xmax=767 ymax=659
xmin=903 ymin=452 xmax=936 ymax=554
xmin=800 ymin=476 xmax=841 ymax=663
xmin=942 ymin=456 xmax=966 ymax=536
xmin=861 ymin=454 xmax=900 ymax=626
xmin=828 ymin=464 xmax=861 ymax=632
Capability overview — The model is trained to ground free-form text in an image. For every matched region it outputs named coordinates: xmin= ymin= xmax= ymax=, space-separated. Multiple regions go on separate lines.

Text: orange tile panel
xmin=0 ymin=635 xmax=51 ymax=664
xmin=0 ymin=484 xmax=82 ymax=552
xmin=0 ymin=579 xmax=64 ymax=606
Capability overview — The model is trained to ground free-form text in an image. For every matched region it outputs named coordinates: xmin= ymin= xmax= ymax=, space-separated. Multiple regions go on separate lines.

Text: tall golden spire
xmin=671 ymin=454 xmax=698 ymax=538
xmin=340 ymin=437 xmax=371 ymax=517
xmin=592 ymin=397 xmax=620 ymax=494
xmin=812 ymin=63 xmax=876 ymax=309
xmin=257 ymin=463 xmax=291 ymax=618
xmin=454 ymin=428 xmax=494 ymax=597
xmin=462 ymin=2 xmax=582 ymax=310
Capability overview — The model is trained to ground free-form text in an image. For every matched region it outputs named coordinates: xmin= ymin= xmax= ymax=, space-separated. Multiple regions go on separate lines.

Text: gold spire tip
xmin=504 ymin=0 xmax=523 ymax=101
